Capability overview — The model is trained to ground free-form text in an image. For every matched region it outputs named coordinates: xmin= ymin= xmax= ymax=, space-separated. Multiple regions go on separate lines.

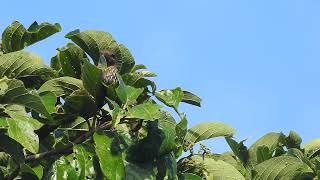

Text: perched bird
xmin=99 ymin=49 xmax=119 ymax=86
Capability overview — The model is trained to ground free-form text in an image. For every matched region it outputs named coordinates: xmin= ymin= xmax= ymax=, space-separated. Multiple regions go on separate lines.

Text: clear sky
xmin=1 ymin=0 xmax=320 ymax=153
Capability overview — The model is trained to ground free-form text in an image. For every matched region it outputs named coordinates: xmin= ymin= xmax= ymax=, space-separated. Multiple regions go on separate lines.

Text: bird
xmin=99 ymin=49 xmax=119 ymax=86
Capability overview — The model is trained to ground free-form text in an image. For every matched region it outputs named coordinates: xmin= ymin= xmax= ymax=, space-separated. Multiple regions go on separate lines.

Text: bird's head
xmin=99 ymin=49 xmax=117 ymax=66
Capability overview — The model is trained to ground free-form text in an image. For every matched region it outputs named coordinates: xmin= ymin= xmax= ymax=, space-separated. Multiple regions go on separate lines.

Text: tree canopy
xmin=0 ymin=21 xmax=319 ymax=180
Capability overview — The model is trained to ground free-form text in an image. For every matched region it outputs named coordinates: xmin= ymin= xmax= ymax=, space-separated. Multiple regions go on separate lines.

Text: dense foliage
xmin=0 ymin=21 xmax=319 ymax=180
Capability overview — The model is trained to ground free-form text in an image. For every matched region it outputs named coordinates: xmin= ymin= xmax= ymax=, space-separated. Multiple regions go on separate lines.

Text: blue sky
xmin=1 ymin=0 xmax=320 ymax=152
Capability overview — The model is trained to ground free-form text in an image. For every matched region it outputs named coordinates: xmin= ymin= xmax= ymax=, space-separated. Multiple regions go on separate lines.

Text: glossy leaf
xmin=286 ymin=130 xmax=302 ymax=149
xmin=115 ymin=44 xmax=135 ymax=74
xmin=20 ymin=164 xmax=43 ymax=180
xmin=176 ymin=113 xmax=188 ymax=144
xmin=93 ymin=132 xmax=125 ymax=179
xmin=65 ymin=29 xmax=118 ymax=65
xmin=43 ymin=156 xmax=79 ymax=180
xmin=155 ymin=87 xmax=183 ymax=110
xmin=67 ymin=144 xmax=96 ymax=179
xmin=156 ymin=152 xmax=177 ymax=179
xmin=51 ymin=43 xmax=87 ymax=78
xmin=0 ymin=51 xmax=56 ymax=88
xmin=248 ymin=132 xmax=286 ymax=166
xmin=252 ymin=156 xmax=314 ymax=180
xmin=2 ymin=21 xmax=61 ymax=53
xmin=0 ymin=111 xmax=42 ymax=153
xmin=180 ymin=173 xmax=202 ymax=180
xmin=225 ymin=138 xmax=249 ymax=165
xmin=183 ymin=122 xmax=236 ymax=150
xmin=38 ymin=77 xmax=83 ymax=97
xmin=125 ymin=161 xmax=156 ymax=180
xmin=81 ymin=60 xmax=104 ymax=100
xmin=157 ymin=111 xmax=177 ymax=154
xmin=116 ymin=79 xmax=143 ymax=106
xmin=131 ymin=64 xmax=147 ymax=72
xmin=303 ymin=139 xmax=320 ymax=158
xmin=191 ymin=155 xmax=245 ymax=180
xmin=0 ymin=78 xmax=52 ymax=119
xmin=63 ymin=89 xmax=97 ymax=118
xmin=40 ymin=91 xmax=57 ymax=114
xmin=127 ymin=102 xmax=162 ymax=120
xmin=181 ymin=90 xmax=202 ymax=107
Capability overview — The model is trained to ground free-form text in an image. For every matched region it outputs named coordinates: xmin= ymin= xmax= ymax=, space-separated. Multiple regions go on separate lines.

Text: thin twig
xmin=26 ymin=121 xmax=112 ymax=162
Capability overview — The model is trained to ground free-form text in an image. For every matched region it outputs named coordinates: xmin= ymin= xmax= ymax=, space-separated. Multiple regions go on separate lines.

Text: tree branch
xmin=26 ymin=121 xmax=112 ymax=162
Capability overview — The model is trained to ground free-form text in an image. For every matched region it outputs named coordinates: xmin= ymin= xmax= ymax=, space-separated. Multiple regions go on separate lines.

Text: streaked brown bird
xmin=99 ymin=50 xmax=119 ymax=86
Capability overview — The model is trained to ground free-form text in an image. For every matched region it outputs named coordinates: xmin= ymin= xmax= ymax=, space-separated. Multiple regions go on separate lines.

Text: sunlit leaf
xmin=0 ymin=77 xmax=52 ymax=119
xmin=127 ymin=102 xmax=162 ymax=120
xmin=51 ymin=43 xmax=87 ymax=78
xmin=183 ymin=122 xmax=236 ymax=150
xmin=155 ymin=87 xmax=183 ymax=110
xmin=93 ymin=131 xmax=125 ymax=179
xmin=0 ymin=111 xmax=42 ymax=153
xmin=38 ymin=77 xmax=83 ymax=97
xmin=0 ymin=51 xmax=56 ymax=88
xmin=2 ymin=21 xmax=61 ymax=53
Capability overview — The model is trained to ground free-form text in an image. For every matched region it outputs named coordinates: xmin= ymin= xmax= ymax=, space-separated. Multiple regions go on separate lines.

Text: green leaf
xmin=183 ymin=122 xmax=236 ymax=150
xmin=122 ymin=73 xmax=156 ymax=93
xmin=93 ymin=131 xmax=125 ymax=179
xmin=156 ymin=111 xmax=177 ymax=154
xmin=51 ymin=43 xmax=87 ymax=78
xmin=0 ymin=51 xmax=56 ymax=88
xmin=0 ymin=134 xmax=24 ymax=163
xmin=59 ymin=116 xmax=89 ymax=131
xmin=286 ymin=130 xmax=302 ymax=149
xmin=115 ymin=44 xmax=135 ymax=74
xmin=176 ymin=113 xmax=188 ymax=145
xmin=126 ymin=121 xmax=164 ymax=163
xmin=38 ymin=77 xmax=84 ymax=97
xmin=40 ymin=91 xmax=56 ymax=114
xmin=58 ymin=116 xmax=92 ymax=140
xmin=256 ymin=146 xmax=272 ymax=163
xmin=212 ymin=152 xmax=248 ymax=177
xmin=252 ymin=156 xmax=314 ymax=180
xmin=127 ymin=102 xmax=162 ymax=120
xmin=2 ymin=21 xmax=61 ymax=53
xmin=139 ymin=70 xmax=157 ymax=77
xmin=43 ymin=156 xmax=79 ymax=180
xmin=131 ymin=64 xmax=147 ymax=72
xmin=20 ymin=164 xmax=43 ymax=180
xmin=191 ymin=155 xmax=245 ymax=180
xmin=225 ymin=138 xmax=249 ymax=165
xmin=155 ymin=87 xmax=183 ymax=110
xmin=0 ymin=78 xmax=52 ymax=119
xmin=32 ymin=165 xmax=44 ymax=180
xmin=0 ymin=111 xmax=42 ymax=154
xmin=286 ymin=148 xmax=314 ymax=169
xmin=63 ymin=89 xmax=97 ymax=118
xmin=180 ymin=173 xmax=202 ymax=180
xmin=81 ymin=60 xmax=104 ymax=100
xmin=181 ymin=90 xmax=202 ymax=107
xmin=65 ymin=29 xmax=118 ymax=65
xmin=156 ymin=152 xmax=177 ymax=179
xmin=303 ymin=139 xmax=320 ymax=158
xmin=248 ymin=132 xmax=286 ymax=167
xmin=68 ymin=144 xmax=96 ymax=179
xmin=125 ymin=161 xmax=156 ymax=180
xmin=116 ymin=79 xmax=144 ymax=106
xmin=104 ymin=99 xmax=122 ymax=127
xmin=4 ymin=104 xmax=26 ymax=114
